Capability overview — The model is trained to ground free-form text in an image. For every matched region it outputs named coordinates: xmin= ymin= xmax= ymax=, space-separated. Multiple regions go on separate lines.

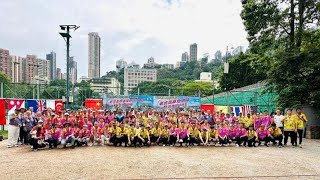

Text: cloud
xmin=0 ymin=0 xmax=248 ymax=77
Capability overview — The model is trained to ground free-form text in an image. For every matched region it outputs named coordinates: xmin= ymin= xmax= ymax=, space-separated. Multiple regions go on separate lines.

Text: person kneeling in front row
xmin=269 ymin=123 xmax=283 ymax=148
xmin=61 ymin=122 xmax=75 ymax=149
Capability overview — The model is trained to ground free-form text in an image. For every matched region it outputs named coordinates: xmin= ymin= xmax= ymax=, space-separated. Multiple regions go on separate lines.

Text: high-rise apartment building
xmin=124 ymin=68 xmax=157 ymax=95
xmin=190 ymin=43 xmax=198 ymax=61
xmin=36 ymin=58 xmax=50 ymax=84
xmin=88 ymin=32 xmax=101 ymax=79
xmin=0 ymin=48 xmax=12 ymax=80
xmin=10 ymin=55 xmax=25 ymax=83
xmin=181 ymin=52 xmax=189 ymax=62
xmin=56 ymin=68 xmax=62 ymax=80
xmin=25 ymin=55 xmax=38 ymax=84
xmin=69 ymin=56 xmax=77 ymax=84
xmin=46 ymin=51 xmax=56 ymax=80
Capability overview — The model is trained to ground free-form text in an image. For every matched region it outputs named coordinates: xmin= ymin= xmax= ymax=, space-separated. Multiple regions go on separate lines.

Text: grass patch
xmin=0 ymin=130 xmax=8 ymax=139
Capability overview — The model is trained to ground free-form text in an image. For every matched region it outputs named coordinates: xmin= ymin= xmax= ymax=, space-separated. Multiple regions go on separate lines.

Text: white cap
xmin=64 ymin=113 xmax=69 ymax=116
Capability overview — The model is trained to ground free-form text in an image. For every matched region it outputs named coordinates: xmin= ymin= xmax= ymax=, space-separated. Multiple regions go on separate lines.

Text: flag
xmin=46 ymin=99 xmax=55 ymax=110
xmin=26 ymin=100 xmax=46 ymax=113
xmin=200 ymin=104 xmax=214 ymax=113
xmin=215 ymin=106 xmax=228 ymax=114
xmin=0 ymin=99 xmax=6 ymax=125
xmin=55 ymin=100 xmax=64 ymax=114
xmin=242 ymin=105 xmax=257 ymax=115
xmin=8 ymin=99 xmax=25 ymax=116
xmin=37 ymin=100 xmax=46 ymax=112
xmin=230 ymin=106 xmax=243 ymax=116
xmin=85 ymin=99 xmax=103 ymax=110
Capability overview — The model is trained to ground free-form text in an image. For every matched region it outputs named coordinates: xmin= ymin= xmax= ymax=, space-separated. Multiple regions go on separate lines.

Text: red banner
xmin=200 ymin=104 xmax=214 ymax=113
xmin=85 ymin=99 xmax=103 ymax=110
xmin=55 ymin=100 xmax=64 ymax=114
xmin=0 ymin=99 xmax=6 ymax=125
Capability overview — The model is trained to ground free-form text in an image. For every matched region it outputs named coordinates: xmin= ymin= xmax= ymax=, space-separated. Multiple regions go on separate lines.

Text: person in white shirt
xmin=273 ymin=109 xmax=284 ymax=133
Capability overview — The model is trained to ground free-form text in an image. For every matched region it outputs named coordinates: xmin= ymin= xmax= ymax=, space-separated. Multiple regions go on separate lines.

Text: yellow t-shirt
xmin=127 ymin=128 xmax=136 ymax=138
xmin=296 ymin=113 xmax=308 ymax=129
xmin=116 ymin=127 xmax=128 ymax=137
xmin=188 ymin=127 xmax=199 ymax=138
xmin=242 ymin=117 xmax=253 ymax=128
xmin=138 ymin=128 xmax=149 ymax=139
xmin=109 ymin=126 xmax=117 ymax=136
xmin=142 ymin=116 xmax=149 ymax=127
xmin=208 ymin=129 xmax=217 ymax=138
xmin=161 ymin=128 xmax=169 ymax=138
xmin=268 ymin=127 xmax=282 ymax=137
xmin=283 ymin=115 xmax=297 ymax=131
xmin=151 ymin=127 xmax=161 ymax=137
xmin=248 ymin=130 xmax=257 ymax=139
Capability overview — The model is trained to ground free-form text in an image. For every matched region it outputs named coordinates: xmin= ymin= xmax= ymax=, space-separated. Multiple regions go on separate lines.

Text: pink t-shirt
xmin=256 ymin=129 xmax=269 ymax=139
xmin=169 ymin=128 xmax=179 ymax=137
xmin=218 ymin=128 xmax=229 ymax=137
xmin=228 ymin=129 xmax=238 ymax=139
xmin=63 ymin=128 xmax=74 ymax=139
xmin=262 ymin=116 xmax=272 ymax=127
xmin=179 ymin=127 xmax=188 ymax=139
xmin=237 ymin=128 xmax=247 ymax=137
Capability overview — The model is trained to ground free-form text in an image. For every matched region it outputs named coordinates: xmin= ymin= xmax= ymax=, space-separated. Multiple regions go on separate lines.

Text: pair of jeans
xmin=46 ymin=138 xmax=60 ymax=148
xmin=61 ymin=136 xmax=75 ymax=146
xmin=169 ymin=135 xmax=177 ymax=145
xmin=236 ymin=136 xmax=248 ymax=146
xmin=219 ymin=136 xmax=229 ymax=145
xmin=295 ymin=129 xmax=304 ymax=145
xmin=284 ymin=131 xmax=297 ymax=146
xmin=271 ymin=135 xmax=283 ymax=145
xmin=247 ymin=137 xmax=256 ymax=147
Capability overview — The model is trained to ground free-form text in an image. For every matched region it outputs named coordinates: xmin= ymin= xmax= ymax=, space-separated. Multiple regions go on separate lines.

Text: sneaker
xmin=299 ymin=145 xmax=302 ymax=148
xmin=32 ymin=149 xmax=38 ymax=152
xmin=279 ymin=145 xmax=283 ymax=148
xmin=163 ymin=144 xmax=166 ymax=147
xmin=236 ymin=144 xmax=239 ymax=148
xmin=265 ymin=143 xmax=269 ymax=147
xmin=14 ymin=144 xmax=19 ymax=147
xmin=170 ymin=145 xmax=173 ymax=147
xmin=17 ymin=142 xmax=22 ymax=145
xmin=7 ymin=145 xmax=12 ymax=148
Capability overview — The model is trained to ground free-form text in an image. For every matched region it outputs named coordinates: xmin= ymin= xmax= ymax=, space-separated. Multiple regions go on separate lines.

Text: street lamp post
xmin=224 ymin=44 xmax=234 ymax=113
xmin=59 ymin=25 xmax=80 ymax=109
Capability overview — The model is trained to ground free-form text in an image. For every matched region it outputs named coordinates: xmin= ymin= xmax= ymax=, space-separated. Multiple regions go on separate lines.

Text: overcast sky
xmin=0 ymin=0 xmax=248 ymax=77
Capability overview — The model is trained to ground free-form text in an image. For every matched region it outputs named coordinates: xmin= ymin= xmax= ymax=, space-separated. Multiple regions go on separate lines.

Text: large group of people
xmin=7 ymin=106 xmax=308 ymax=152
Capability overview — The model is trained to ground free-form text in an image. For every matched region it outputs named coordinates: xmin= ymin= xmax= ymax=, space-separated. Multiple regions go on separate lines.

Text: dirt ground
xmin=1 ymin=139 xmax=320 ymax=180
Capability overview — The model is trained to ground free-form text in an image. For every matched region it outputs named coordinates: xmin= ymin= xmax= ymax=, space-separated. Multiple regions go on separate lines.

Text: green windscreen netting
xmin=201 ymin=87 xmax=278 ymax=113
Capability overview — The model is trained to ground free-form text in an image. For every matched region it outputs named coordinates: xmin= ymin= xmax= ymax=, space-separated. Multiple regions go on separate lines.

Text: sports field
xmin=1 ymin=139 xmax=320 ymax=180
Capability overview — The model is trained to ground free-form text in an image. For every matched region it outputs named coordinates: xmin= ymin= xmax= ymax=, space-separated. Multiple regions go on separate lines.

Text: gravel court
xmin=1 ymin=139 xmax=320 ymax=180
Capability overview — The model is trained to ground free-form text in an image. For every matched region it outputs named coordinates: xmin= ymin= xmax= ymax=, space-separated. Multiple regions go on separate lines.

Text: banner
xmin=0 ymin=99 xmax=5 ymax=125
xmin=46 ymin=99 xmax=56 ymax=110
xmin=153 ymin=97 xmax=190 ymax=108
xmin=85 ymin=99 xmax=103 ymax=110
xmin=103 ymin=95 xmax=154 ymax=108
xmin=185 ymin=96 xmax=201 ymax=107
xmin=200 ymin=104 xmax=214 ymax=113
xmin=55 ymin=100 xmax=64 ymax=114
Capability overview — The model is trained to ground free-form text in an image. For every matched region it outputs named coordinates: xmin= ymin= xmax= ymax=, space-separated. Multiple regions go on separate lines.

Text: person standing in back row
xmin=282 ymin=109 xmax=298 ymax=147
xmin=295 ymin=108 xmax=308 ymax=148
xmin=273 ymin=109 xmax=284 ymax=133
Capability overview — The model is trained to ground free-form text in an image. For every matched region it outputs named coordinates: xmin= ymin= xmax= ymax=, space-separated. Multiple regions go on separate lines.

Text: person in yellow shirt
xmin=207 ymin=125 xmax=218 ymax=145
xmin=281 ymin=109 xmax=298 ymax=147
xmin=127 ymin=124 xmax=137 ymax=147
xmin=160 ymin=124 xmax=169 ymax=146
xmin=247 ymin=125 xmax=257 ymax=147
xmin=115 ymin=123 xmax=128 ymax=147
xmin=268 ymin=123 xmax=283 ymax=147
xmin=198 ymin=128 xmax=208 ymax=145
xmin=137 ymin=124 xmax=150 ymax=147
xmin=108 ymin=123 xmax=118 ymax=145
xmin=188 ymin=122 xmax=200 ymax=146
xmin=295 ymin=108 xmax=308 ymax=148
xmin=242 ymin=113 xmax=253 ymax=130
xmin=150 ymin=122 xmax=161 ymax=145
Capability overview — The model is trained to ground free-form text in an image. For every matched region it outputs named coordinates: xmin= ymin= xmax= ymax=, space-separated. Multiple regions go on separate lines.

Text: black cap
xmin=271 ymin=123 xmax=276 ymax=126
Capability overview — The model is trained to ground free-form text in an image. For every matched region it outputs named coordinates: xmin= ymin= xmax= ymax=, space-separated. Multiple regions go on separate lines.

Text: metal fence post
xmin=37 ymin=84 xmax=40 ymax=99
xmin=0 ymin=82 xmax=3 ymax=98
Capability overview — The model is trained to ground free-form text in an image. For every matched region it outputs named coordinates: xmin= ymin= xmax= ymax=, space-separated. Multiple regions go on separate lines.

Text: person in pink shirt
xmin=83 ymin=116 xmax=93 ymax=131
xmin=79 ymin=125 xmax=90 ymax=146
xmin=236 ymin=123 xmax=248 ymax=147
xmin=231 ymin=113 xmax=238 ymax=124
xmin=201 ymin=120 xmax=210 ymax=130
xmin=256 ymin=124 xmax=271 ymax=147
xmin=45 ymin=124 xmax=61 ymax=149
xmin=218 ymin=123 xmax=229 ymax=146
xmin=262 ymin=111 xmax=272 ymax=128
xmin=73 ymin=123 xmax=81 ymax=146
xmin=254 ymin=113 xmax=263 ymax=130
xmin=98 ymin=118 xmax=105 ymax=129
xmin=169 ymin=122 xmax=179 ymax=146
xmin=228 ymin=125 xmax=238 ymax=144
xmin=178 ymin=121 xmax=188 ymax=147
xmin=61 ymin=122 xmax=75 ymax=149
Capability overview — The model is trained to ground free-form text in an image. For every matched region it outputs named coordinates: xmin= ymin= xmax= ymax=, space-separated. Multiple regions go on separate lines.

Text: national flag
xmin=0 ymin=99 xmax=6 ymax=125
xmin=55 ymin=100 xmax=64 ymax=114
xmin=200 ymin=104 xmax=214 ymax=113
xmin=85 ymin=99 xmax=103 ymax=110
xmin=8 ymin=99 xmax=25 ymax=116
xmin=37 ymin=100 xmax=46 ymax=112
xmin=230 ymin=106 xmax=243 ymax=116
xmin=215 ymin=105 xmax=228 ymax=114
xmin=26 ymin=100 xmax=46 ymax=113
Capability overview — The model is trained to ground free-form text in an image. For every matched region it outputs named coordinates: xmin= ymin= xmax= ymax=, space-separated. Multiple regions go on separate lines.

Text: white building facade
xmin=124 ymin=68 xmax=157 ymax=95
